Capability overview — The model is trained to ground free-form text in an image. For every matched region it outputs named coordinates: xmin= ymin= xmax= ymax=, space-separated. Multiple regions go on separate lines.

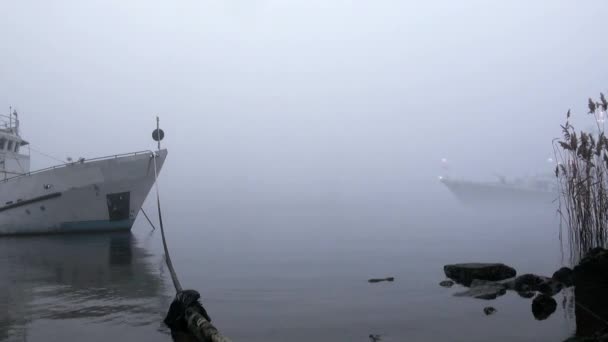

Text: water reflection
xmin=0 ymin=232 xmax=167 ymax=341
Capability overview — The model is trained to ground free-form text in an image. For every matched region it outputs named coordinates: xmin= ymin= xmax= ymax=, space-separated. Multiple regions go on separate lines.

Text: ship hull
xmin=441 ymin=178 xmax=557 ymax=206
xmin=0 ymin=150 xmax=167 ymax=235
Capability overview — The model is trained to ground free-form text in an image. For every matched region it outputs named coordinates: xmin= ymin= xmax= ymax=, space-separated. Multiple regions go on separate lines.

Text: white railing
xmin=0 ymin=150 xmax=155 ymax=184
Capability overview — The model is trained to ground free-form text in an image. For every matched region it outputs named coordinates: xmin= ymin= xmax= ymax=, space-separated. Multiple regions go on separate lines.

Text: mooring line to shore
xmin=152 ymin=148 xmax=232 ymax=342
xmin=140 ymin=208 xmax=157 ymax=231
xmin=152 ymin=152 xmax=182 ymax=292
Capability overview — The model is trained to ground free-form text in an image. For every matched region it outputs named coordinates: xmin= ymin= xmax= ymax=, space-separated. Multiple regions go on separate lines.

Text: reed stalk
xmin=554 ymin=94 xmax=608 ymax=263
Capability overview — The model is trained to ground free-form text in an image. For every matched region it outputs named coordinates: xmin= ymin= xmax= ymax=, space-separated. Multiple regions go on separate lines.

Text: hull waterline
xmin=440 ymin=178 xmax=557 ymax=207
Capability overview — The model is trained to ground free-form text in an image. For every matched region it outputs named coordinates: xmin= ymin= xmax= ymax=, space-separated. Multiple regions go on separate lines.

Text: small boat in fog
xmin=439 ymin=174 xmax=557 ymax=206
xmin=0 ymin=110 xmax=167 ymax=235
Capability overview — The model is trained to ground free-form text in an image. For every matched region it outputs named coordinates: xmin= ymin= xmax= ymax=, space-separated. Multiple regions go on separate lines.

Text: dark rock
xmin=454 ymin=279 xmax=507 ymax=300
xmin=563 ymin=336 xmax=608 ymax=342
xmin=573 ymin=248 xmax=608 ymax=339
xmin=517 ymin=291 xmax=536 ymax=299
xmin=553 ymin=267 xmax=574 ymax=287
xmin=506 ymin=273 xmax=563 ymax=296
xmin=538 ymin=279 xmax=563 ymax=296
xmin=508 ymin=274 xmax=548 ymax=292
xmin=439 ymin=280 xmax=455 ymax=288
xmin=368 ymin=277 xmax=394 ymax=283
xmin=444 ymin=263 xmax=516 ymax=286
xmin=484 ymin=306 xmax=497 ymax=315
xmin=369 ymin=334 xmax=382 ymax=342
xmin=586 ymin=247 xmax=605 ymax=258
xmin=532 ymin=294 xmax=557 ymax=320
xmin=573 ymin=248 xmax=608 ymax=287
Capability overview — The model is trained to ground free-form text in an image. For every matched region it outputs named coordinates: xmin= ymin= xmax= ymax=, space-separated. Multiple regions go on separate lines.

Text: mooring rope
xmin=151 ymin=149 xmax=231 ymax=342
xmin=152 ymin=152 xmax=182 ymax=292
xmin=140 ymin=208 xmax=157 ymax=231
xmin=28 ymin=145 xmax=67 ymax=164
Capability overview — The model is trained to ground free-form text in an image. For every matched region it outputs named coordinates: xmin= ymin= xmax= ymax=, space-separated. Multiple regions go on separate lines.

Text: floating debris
xmin=368 ymin=277 xmax=395 ymax=283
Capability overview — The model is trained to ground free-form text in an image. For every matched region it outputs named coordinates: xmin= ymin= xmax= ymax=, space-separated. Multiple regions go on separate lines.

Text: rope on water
xmin=152 ymin=151 xmax=232 ymax=342
xmin=140 ymin=208 xmax=157 ymax=231
xmin=152 ymin=152 xmax=182 ymax=292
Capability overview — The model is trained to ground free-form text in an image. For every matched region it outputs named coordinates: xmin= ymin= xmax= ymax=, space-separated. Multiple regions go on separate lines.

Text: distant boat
xmin=0 ymin=110 xmax=167 ymax=235
xmin=439 ymin=174 xmax=557 ymax=206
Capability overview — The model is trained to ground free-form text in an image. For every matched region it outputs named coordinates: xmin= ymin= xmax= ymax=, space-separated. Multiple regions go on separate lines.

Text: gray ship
xmin=440 ymin=174 xmax=557 ymax=206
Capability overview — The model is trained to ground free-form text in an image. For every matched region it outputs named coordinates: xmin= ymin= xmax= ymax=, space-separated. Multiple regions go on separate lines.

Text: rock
xmin=538 ymin=278 xmax=563 ymax=296
xmin=508 ymin=274 xmax=548 ymax=292
xmin=517 ymin=291 xmax=536 ymax=299
xmin=484 ymin=306 xmax=497 ymax=315
xmin=573 ymin=248 xmax=608 ymax=286
xmin=586 ymin=247 xmax=606 ymax=258
xmin=368 ymin=277 xmax=394 ymax=283
xmin=552 ymin=267 xmax=574 ymax=287
xmin=573 ymin=248 xmax=608 ymax=339
xmin=532 ymin=294 xmax=557 ymax=320
xmin=369 ymin=334 xmax=382 ymax=342
xmin=444 ymin=263 xmax=516 ymax=286
xmin=454 ymin=279 xmax=507 ymax=300
xmin=563 ymin=336 xmax=608 ymax=342
xmin=439 ymin=280 xmax=455 ymax=288
xmin=506 ymin=273 xmax=563 ymax=296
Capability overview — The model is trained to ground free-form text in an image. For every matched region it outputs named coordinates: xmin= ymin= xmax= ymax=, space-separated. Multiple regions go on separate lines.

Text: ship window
xmin=6 ymin=141 xmax=13 ymax=152
xmin=0 ymin=138 xmax=5 ymax=150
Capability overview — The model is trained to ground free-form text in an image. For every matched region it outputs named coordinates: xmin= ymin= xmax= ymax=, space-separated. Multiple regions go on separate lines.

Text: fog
xmin=4 ymin=2 xmax=608 ymax=340
xmin=1 ymin=0 xmax=607 ymax=207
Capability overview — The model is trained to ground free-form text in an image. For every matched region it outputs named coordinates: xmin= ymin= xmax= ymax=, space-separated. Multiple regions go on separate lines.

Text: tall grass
xmin=554 ymin=94 xmax=608 ymax=262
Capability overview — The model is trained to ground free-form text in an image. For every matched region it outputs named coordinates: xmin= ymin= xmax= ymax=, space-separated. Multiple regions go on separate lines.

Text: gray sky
xmin=1 ymin=0 xmax=607 ymax=200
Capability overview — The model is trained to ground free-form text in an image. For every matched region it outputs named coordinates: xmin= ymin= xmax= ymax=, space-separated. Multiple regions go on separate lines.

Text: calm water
xmin=1 ymin=185 xmax=575 ymax=342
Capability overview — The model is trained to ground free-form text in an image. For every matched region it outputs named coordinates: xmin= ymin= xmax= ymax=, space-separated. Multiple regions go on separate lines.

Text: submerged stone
xmin=439 ymin=280 xmax=455 ymax=288
xmin=532 ymin=294 xmax=557 ymax=320
xmin=454 ymin=280 xmax=507 ymax=300
xmin=484 ymin=306 xmax=497 ymax=315
xmin=444 ymin=263 xmax=516 ymax=286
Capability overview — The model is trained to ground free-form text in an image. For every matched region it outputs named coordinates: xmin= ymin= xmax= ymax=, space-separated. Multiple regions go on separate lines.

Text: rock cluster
xmin=440 ymin=247 xmax=608 ymax=335
xmin=443 ymin=263 xmax=516 ymax=286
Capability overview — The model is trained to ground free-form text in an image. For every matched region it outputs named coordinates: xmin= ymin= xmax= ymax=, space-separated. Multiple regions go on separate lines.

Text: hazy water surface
xmin=0 ymin=183 xmax=574 ymax=342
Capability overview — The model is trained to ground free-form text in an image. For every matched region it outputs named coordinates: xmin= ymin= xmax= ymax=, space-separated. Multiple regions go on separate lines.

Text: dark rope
xmin=152 ymin=149 xmax=231 ymax=342
xmin=140 ymin=208 xmax=157 ymax=231
xmin=153 ymin=152 xmax=182 ymax=292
